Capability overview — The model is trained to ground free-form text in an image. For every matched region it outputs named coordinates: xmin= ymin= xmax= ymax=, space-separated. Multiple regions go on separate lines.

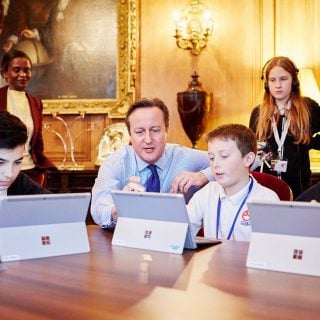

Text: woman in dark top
xmin=249 ymin=56 xmax=320 ymax=199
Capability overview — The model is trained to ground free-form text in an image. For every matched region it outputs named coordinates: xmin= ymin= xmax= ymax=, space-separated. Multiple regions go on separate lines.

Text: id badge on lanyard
xmin=271 ymin=115 xmax=289 ymax=174
xmin=216 ymin=178 xmax=254 ymax=240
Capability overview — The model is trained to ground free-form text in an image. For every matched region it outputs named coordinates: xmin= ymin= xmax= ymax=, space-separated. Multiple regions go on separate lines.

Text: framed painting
xmin=0 ymin=0 xmax=138 ymax=118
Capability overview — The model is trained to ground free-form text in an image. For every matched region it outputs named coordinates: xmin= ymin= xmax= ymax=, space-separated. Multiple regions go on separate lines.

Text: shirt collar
xmin=274 ymin=100 xmax=291 ymax=116
xmin=135 ymin=150 xmax=167 ymax=172
xmin=219 ymin=178 xmax=253 ymax=205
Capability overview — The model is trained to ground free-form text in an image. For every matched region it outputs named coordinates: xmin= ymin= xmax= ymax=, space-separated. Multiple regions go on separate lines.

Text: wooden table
xmin=0 ymin=226 xmax=319 ymax=319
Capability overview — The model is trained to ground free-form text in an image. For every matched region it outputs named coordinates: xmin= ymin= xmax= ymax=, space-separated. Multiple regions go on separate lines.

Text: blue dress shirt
xmin=91 ymin=143 xmax=212 ymax=227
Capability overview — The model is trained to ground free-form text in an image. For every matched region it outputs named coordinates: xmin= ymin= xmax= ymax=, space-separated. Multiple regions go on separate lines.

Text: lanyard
xmin=216 ymin=178 xmax=254 ymax=240
xmin=271 ymin=114 xmax=290 ymax=160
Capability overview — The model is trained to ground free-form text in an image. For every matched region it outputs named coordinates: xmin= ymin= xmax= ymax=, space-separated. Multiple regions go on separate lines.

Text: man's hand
xmin=111 ymin=206 xmax=118 ymax=222
xmin=110 ymin=177 xmax=145 ymax=224
xmin=123 ymin=176 xmax=145 ymax=192
xmin=171 ymin=171 xmax=208 ymax=194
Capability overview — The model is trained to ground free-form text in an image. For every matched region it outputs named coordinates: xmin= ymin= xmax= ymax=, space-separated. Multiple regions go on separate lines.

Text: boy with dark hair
xmin=187 ymin=123 xmax=279 ymax=241
xmin=0 ymin=111 xmax=49 ymax=195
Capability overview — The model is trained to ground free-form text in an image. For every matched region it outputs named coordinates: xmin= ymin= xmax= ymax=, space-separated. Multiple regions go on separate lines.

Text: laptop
xmin=246 ymin=200 xmax=320 ymax=276
xmin=0 ymin=193 xmax=91 ymax=262
xmin=111 ymin=190 xmax=220 ymax=254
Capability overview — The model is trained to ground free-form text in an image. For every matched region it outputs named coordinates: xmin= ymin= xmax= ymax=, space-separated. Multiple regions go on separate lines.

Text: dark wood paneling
xmin=44 ymin=168 xmax=98 ymax=224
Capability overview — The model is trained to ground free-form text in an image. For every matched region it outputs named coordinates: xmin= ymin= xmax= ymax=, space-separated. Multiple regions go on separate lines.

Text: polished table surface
xmin=0 ymin=225 xmax=319 ymax=320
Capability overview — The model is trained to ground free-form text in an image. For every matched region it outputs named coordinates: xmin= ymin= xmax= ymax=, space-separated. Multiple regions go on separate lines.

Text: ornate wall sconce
xmin=174 ymin=0 xmax=213 ymax=55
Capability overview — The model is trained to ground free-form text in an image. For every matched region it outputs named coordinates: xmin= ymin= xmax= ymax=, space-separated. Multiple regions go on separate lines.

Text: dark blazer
xmin=0 ymin=85 xmax=55 ymax=170
xmin=8 ymin=172 xmax=50 ymax=195
xmin=296 ymin=181 xmax=320 ymax=202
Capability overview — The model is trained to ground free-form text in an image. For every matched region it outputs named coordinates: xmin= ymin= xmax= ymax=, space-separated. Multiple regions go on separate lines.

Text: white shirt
xmin=187 ymin=176 xmax=280 ymax=241
xmin=7 ymin=89 xmax=35 ymax=170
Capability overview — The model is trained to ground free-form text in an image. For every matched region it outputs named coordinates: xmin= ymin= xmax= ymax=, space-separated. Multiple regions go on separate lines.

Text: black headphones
xmin=260 ymin=57 xmax=300 ymax=93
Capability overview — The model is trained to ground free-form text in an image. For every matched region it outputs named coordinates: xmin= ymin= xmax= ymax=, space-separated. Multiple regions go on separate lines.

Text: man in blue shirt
xmin=91 ymin=97 xmax=212 ymax=227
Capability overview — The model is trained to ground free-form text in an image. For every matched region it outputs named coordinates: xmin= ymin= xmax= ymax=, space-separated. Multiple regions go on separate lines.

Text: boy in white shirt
xmin=187 ymin=123 xmax=279 ymax=241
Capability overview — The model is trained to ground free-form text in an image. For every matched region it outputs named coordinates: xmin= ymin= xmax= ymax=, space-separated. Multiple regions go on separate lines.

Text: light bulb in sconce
xmin=173 ymin=11 xmax=180 ymax=29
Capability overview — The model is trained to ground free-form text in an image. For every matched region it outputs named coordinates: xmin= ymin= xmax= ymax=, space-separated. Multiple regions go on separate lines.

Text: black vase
xmin=177 ymin=72 xmax=210 ymax=148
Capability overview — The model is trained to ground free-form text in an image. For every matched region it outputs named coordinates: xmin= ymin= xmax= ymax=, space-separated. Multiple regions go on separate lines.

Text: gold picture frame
xmin=42 ymin=0 xmax=138 ymax=118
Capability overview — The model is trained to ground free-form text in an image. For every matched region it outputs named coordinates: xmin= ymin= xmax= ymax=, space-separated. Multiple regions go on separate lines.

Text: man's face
xmin=0 ymin=145 xmax=24 ymax=192
xmin=128 ymin=106 xmax=167 ymax=164
xmin=3 ymin=57 xmax=32 ymax=91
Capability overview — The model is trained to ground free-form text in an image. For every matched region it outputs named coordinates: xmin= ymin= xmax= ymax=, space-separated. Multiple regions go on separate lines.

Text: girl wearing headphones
xmin=249 ymin=56 xmax=320 ymax=199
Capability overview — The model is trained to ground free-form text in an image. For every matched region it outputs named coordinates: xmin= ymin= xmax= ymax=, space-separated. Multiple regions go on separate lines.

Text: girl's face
xmin=3 ymin=57 xmax=32 ymax=91
xmin=267 ymin=66 xmax=293 ymax=106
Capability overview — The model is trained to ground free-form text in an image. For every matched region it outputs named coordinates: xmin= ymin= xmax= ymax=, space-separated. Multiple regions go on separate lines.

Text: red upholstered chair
xmin=250 ymin=171 xmax=293 ymax=201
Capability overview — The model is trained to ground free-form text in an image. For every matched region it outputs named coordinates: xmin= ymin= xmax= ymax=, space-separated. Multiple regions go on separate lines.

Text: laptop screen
xmin=0 ymin=193 xmax=91 ymax=227
xmin=111 ymin=190 xmax=199 ymax=250
xmin=247 ymin=200 xmax=320 ymax=238
xmin=111 ymin=190 xmax=189 ymax=223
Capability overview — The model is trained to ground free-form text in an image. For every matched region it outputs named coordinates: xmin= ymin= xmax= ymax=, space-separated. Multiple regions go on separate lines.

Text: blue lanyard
xmin=216 ymin=178 xmax=254 ymax=240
